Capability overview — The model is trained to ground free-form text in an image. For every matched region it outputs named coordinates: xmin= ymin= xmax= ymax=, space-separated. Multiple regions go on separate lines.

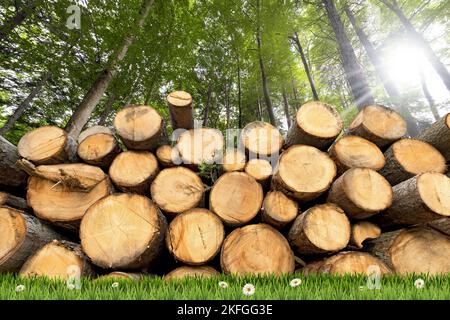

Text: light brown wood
xmin=113 ymin=105 xmax=163 ymax=150
xmin=379 ymin=138 xmax=446 ymax=186
xmin=285 ymin=101 xmax=342 ymax=150
xmin=241 ymin=121 xmax=284 ymax=156
xmin=261 ymin=191 xmax=299 ymax=229
xmin=221 ymin=223 xmax=295 ymax=275
xmin=164 ymin=266 xmax=219 ymax=281
xmin=366 ymin=227 xmax=450 ymax=275
xmin=0 ymin=192 xmax=29 ymax=211
xmin=210 ymin=172 xmax=263 ymax=226
xmin=156 ymin=145 xmax=181 ymax=167
xmin=151 ymin=167 xmax=205 ymax=215
xmin=167 ymin=91 xmax=194 ymax=130
xmin=0 ymin=207 xmax=64 ymax=272
xmin=166 ymin=208 xmax=224 ymax=265
xmin=350 ymin=221 xmax=381 ymax=249
xmin=77 ymin=126 xmax=120 ymax=168
xmin=347 ymin=105 xmax=407 ymax=148
xmin=272 ymin=145 xmax=336 ymax=201
xmin=329 ymin=135 xmax=385 ymax=176
xmin=78 ymin=125 xmax=113 ymax=144
xmin=417 ymin=113 xmax=449 ymax=161
xmin=244 ymin=158 xmax=272 ymax=187
xmin=19 ymin=240 xmax=94 ymax=279
xmin=109 ymin=151 xmax=159 ymax=194
xmin=96 ymin=271 xmax=146 ymax=281
xmin=327 ymin=168 xmax=393 ymax=219
xmin=222 ymin=148 xmax=246 ymax=172
xmin=80 ymin=194 xmax=167 ymax=269
xmin=288 ymin=203 xmax=350 ymax=255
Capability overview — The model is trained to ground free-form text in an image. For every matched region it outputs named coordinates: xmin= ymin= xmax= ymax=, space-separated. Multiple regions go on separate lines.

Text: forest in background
xmin=0 ymin=0 xmax=449 ymax=144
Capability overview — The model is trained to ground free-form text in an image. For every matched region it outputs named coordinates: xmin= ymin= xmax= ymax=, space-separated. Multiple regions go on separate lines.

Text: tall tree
xmin=419 ymin=67 xmax=440 ymax=121
xmin=202 ymin=84 xmax=213 ymax=127
xmin=98 ymin=93 xmax=117 ymax=126
xmin=282 ymin=88 xmax=292 ymax=128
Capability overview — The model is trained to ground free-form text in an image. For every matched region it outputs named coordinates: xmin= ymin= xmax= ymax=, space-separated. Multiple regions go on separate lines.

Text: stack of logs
xmin=0 ymin=92 xmax=449 ymax=281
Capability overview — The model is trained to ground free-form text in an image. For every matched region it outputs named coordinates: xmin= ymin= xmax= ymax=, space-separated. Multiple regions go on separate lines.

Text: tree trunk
xmin=98 ymin=92 xmax=116 ymax=126
xmin=0 ymin=0 xmax=41 ymax=40
xmin=237 ymin=57 xmax=243 ymax=128
xmin=256 ymin=99 xmax=263 ymax=121
xmin=282 ymin=88 xmax=292 ymax=128
xmin=0 ymin=136 xmax=28 ymax=188
xmin=0 ymin=192 xmax=29 ymax=211
xmin=261 ymin=191 xmax=299 ymax=229
xmin=225 ymin=81 xmax=231 ymax=129
xmin=202 ymin=84 xmax=213 ymax=127
xmin=167 ymin=91 xmax=194 ymax=130
xmin=323 ymin=0 xmax=375 ymax=109
xmin=416 ymin=113 xmax=450 ymax=161
xmin=419 ymin=66 xmax=440 ymax=121
xmin=65 ymin=0 xmax=155 ymax=139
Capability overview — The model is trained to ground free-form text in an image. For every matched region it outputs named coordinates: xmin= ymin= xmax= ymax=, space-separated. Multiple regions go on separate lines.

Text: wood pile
xmin=0 ymin=93 xmax=449 ymax=280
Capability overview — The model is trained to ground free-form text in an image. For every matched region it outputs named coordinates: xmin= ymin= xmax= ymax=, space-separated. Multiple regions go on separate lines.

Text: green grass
xmin=0 ymin=273 xmax=449 ymax=300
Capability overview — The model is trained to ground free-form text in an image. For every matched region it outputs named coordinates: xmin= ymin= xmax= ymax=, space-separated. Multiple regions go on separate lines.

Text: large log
xmin=151 ymin=167 xmax=205 ymax=215
xmin=347 ymin=104 xmax=407 ymax=148
xmin=375 ymin=172 xmax=449 ymax=227
xmin=166 ymin=208 xmax=224 ymax=265
xmin=0 ymin=136 xmax=27 ymax=188
xmin=379 ymin=138 xmax=446 ymax=186
xmin=241 ymin=121 xmax=284 ymax=157
xmin=0 ymin=207 xmax=64 ymax=272
xmin=17 ymin=125 xmax=77 ymax=164
xmin=288 ymin=203 xmax=350 ymax=255
xmin=80 ymin=194 xmax=167 ymax=269
xmin=221 ymin=148 xmax=246 ymax=172
xmin=285 ymin=101 xmax=342 ymax=150
xmin=328 ymin=135 xmax=385 ymax=176
xmin=326 ymin=168 xmax=393 ymax=219
xmin=349 ymin=221 xmax=381 ymax=249
xmin=244 ymin=158 xmax=272 ymax=188
xmin=261 ymin=191 xmax=299 ymax=229
xmin=167 ymin=91 xmax=194 ymax=130
xmin=365 ymin=227 xmax=450 ymax=275
xmin=271 ymin=145 xmax=336 ymax=201
xmin=19 ymin=240 xmax=94 ymax=279
xmin=156 ymin=145 xmax=181 ymax=168
xmin=164 ymin=266 xmax=219 ymax=281
xmin=0 ymin=192 xmax=29 ymax=211
xmin=210 ymin=172 xmax=263 ymax=226
xmin=416 ymin=113 xmax=449 ymax=161
xmin=109 ymin=151 xmax=159 ymax=194
xmin=77 ymin=125 xmax=120 ymax=168
xmin=221 ymin=223 xmax=295 ymax=275
xmin=113 ymin=105 xmax=163 ymax=150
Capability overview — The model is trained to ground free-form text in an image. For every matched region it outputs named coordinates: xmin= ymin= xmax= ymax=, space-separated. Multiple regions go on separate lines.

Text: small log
xmin=285 ymin=101 xmax=342 ymax=150
xmin=347 ymin=104 xmax=407 ymax=148
xmin=244 ymin=158 xmax=272 ymax=188
xmin=210 ymin=172 xmax=263 ymax=226
xmin=271 ymin=145 xmax=336 ymax=201
xmin=379 ymin=138 xmax=446 ymax=186
xmin=96 ymin=272 xmax=147 ymax=281
xmin=220 ymin=223 xmax=295 ymax=275
xmin=261 ymin=191 xmax=299 ymax=229
xmin=109 ymin=151 xmax=159 ymax=194
xmin=80 ymin=194 xmax=167 ymax=269
xmin=417 ymin=113 xmax=449 ymax=161
xmin=326 ymin=168 xmax=393 ymax=219
xmin=164 ymin=266 xmax=219 ymax=281
xmin=0 ymin=192 xmax=29 ymax=211
xmin=222 ymin=148 xmax=246 ymax=172
xmin=349 ymin=221 xmax=381 ymax=249
xmin=0 ymin=136 xmax=27 ymax=188
xmin=241 ymin=121 xmax=284 ymax=156
xmin=167 ymin=91 xmax=194 ymax=130
xmin=156 ymin=145 xmax=181 ymax=167
xmin=288 ymin=203 xmax=350 ymax=255
xmin=77 ymin=126 xmax=120 ymax=168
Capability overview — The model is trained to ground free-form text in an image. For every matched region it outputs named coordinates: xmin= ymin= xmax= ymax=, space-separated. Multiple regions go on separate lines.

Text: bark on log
xmin=349 ymin=221 xmax=381 ymax=249
xmin=164 ymin=266 xmax=219 ymax=281
xmin=244 ymin=158 xmax=272 ymax=188
xmin=0 ymin=192 xmax=29 ymax=211
xmin=326 ymin=168 xmax=393 ymax=219
xmin=288 ymin=203 xmax=350 ymax=255
xmin=261 ymin=191 xmax=299 ymax=229
xmin=109 ymin=151 xmax=159 ymax=194
xmin=167 ymin=91 xmax=194 ymax=130
xmin=221 ymin=148 xmax=246 ymax=172
xmin=241 ymin=121 xmax=284 ymax=157
xmin=77 ymin=126 xmax=120 ymax=168
xmin=156 ymin=145 xmax=181 ymax=168
xmin=426 ymin=218 xmax=450 ymax=237
xmin=80 ymin=194 xmax=167 ymax=269
xmin=285 ymin=101 xmax=342 ymax=150
xmin=0 ymin=136 xmax=27 ymax=188
xmin=221 ymin=223 xmax=295 ymax=275
xmin=416 ymin=113 xmax=449 ymax=161
xmin=271 ymin=145 xmax=336 ymax=201
xmin=379 ymin=138 xmax=446 ymax=186
xmin=210 ymin=172 xmax=263 ymax=226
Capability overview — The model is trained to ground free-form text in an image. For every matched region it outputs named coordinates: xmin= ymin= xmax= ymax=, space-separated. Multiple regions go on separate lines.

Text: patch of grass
xmin=0 ymin=273 xmax=449 ymax=300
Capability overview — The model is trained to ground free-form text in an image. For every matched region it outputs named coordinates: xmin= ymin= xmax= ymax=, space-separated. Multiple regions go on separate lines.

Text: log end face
xmin=109 ymin=151 xmax=158 ymax=189
xmin=263 ymin=191 xmax=299 ymax=227
xmin=167 ymin=91 xmax=193 ymax=108
xmin=222 ymin=148 xmax=246 ymax=172
xmin=417 ymin=172 xmax=450 ymax=217
xmin=296 ymin=101 xmax=342 ymax=138
xmin=18 ymin=126 xmax=67 ymax=164
xmin=164 ymin=265 xmax=219 ymax=281
xmin=0 ymin=207 xmax=26 ymax=266
xmin=241 ymin=121 xmax=284 ymax=156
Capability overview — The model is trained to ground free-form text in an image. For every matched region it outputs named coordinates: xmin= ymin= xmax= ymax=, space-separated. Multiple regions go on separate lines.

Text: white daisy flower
xmin=290 ymin=278 xmax=302 ymax=287
xmin=67 ymin=283 xmax=76 ymax=290
xmin=112 ymin=282 xmax=119 ymax=288
xmin=359 ymin=286 xmax=365 ymax=291
xmin=242 ymin=283 xmax=255 ymax=296
xmin=15 ymin=285 xmax=25 ymax=292
xmin=218 ymin=281 xmax=228 ymax=289
xmin=414 ymin=278 xmax=425 ymax=289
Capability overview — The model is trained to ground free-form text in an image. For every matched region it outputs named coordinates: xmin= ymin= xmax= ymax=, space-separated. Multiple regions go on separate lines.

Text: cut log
xmin=288 ymin=203 xmax=350 ymax=255
xmin=271 ymin=145 xmax=336 ymax=201
xmin=285 ymin=101 xmax=342 ymax=150
xmin=176 ymin=128 xmax=224 ymax=167
xmin=221 ymin=223 xmax=295 ymax=275
xmin=96 ymin=271 xmax=146 ymax=281
xmin=151 ymin=167 xmax=205 ymax=215
xmin=328 ymin=135 xmax=385 ymax=176
xmin=222 ymin=148 xmax=246 ymax=172
xmin=77 ymin=126 xmax=120 ymax=168
xmin=17 ymin=125 xmax=77 ymax=164
xmin=326 ymin=168 xmax=393 ymax=219
xmin=167 ymin=91 xmax=194 ymax=130
xmin=426 ymin=218 xmax=450 ymax=237
xmin=365 ymin=227 xmax=450 ymax=275
xmin=347 ymin=105 xmax=407 ymax=148
xmin=156 ymin=145 xmax=181 ymax=167
xmin=244 ymin=158 xmax=272 ymax=187
xmin=0 ymin=136 xmax=27 ymax=188
xmin=109 ymin=151 xmax=159 ymax=194
xmin=241 ymin=121 xmax=284 ymax=156
xmin=166 ymin=208 xmax=224 ymax=265
xmin=80 ymin=194 xmax=167 ymax=269
xmin=164 ymin=266 xmax=219 ymax=281
xmin=417 ymin=113 xmax=449 ymax=161
xmin=376 ymin=172 xmax=450 ymax=227
xmin=113 ymin=105 xmax=163 ymax=150
xmin=261 ymin=191 xmax=299 ymax=229
xmin=19 ymin=240 xmax=94 ymax=279
xmin=350 ymin=221 xmax=381 ymax=249
xmin=301 ymin=260 xmax=326 ymax=275
xmin=0 ymin=192 xmax=29 ymax=211
xmin=210 ymin=172 xmax=263 ymax=226
xmin=379 ymin=138 xmax=446 ymax=186
xmin=0 ymin=207 xmax=64 ymax=272
xmin=27 ymin=175 xmax=112 ymax=231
